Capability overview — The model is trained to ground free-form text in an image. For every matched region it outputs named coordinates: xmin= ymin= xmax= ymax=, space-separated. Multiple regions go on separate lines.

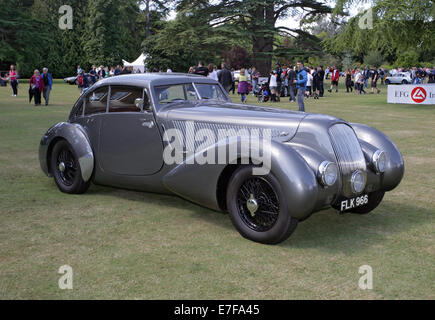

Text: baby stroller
xmin=256 ymin=80 xmax=270 ymax=102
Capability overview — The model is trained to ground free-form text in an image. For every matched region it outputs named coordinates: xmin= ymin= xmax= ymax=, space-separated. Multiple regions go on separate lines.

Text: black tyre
xmin=348 ymin=191 xmax=385 ymax=214
xmin=226 ymin=166 xmax=298 ymax=244
xmin=50 ymin=139 xmax=91 ymax=194
xmin=402 ymin=80 xmax=408 ymax=84
xmin=385 ymin=79 xmax=390 ymax=85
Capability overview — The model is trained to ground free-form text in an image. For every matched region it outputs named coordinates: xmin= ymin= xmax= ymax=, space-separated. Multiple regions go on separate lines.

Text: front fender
xmin=162 ymin=136 xmax=319 ymax=220
xmin=351 ymin=123 xmax=404 ymax=191
xmin=39 ymin=122 xmax=94 ymax=182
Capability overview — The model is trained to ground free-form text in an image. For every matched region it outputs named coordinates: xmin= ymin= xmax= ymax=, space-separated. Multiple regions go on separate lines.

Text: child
xmin=237 ymin=68 xmax=249 ymax=103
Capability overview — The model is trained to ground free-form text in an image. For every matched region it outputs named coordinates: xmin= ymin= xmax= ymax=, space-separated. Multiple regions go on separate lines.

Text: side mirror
xmin=135 ymin=98 xmax=143 ymax=109
xmin=135 ymin=97 xmax=152 ymax=112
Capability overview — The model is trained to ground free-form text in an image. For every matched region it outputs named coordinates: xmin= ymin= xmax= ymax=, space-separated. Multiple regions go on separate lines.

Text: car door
xmin=98 ymin=85 xmax=164 ymax=176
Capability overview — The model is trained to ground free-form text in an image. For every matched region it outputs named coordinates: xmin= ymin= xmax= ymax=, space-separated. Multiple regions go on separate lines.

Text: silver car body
xmin=386 ymin=72 xmax=413 ymax=84
xmin=39 ymin=74 xmax=404 ymax=221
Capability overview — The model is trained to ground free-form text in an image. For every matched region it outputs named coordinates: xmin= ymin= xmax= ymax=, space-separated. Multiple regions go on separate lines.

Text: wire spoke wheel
xmin=236 ymin=177 xmax=280 ymax=232
xmin=56 ymin=148 xmax=77 ymax=187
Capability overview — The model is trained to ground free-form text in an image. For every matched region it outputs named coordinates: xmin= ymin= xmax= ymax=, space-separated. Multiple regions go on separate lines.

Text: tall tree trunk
xmin=251 ymin=5 xmax=274 ymax=76
xmin=145 ymin=0 xmax=150 ymax=38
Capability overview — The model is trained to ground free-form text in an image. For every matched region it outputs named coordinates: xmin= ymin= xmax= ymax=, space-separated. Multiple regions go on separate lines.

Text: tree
xmin=83 ymin=0 xmax=127 ymax=67
xmin=143 ymin=10 xmax=240 ymax=71
xmin=0 ymin=0 xmax=52 ymax=76
xmin=324 ymin=0 xmax=435 ymax=65
xmin=341 ymin=52 xmax=354 ymax=71
xmin=363 ymin=50 xmax=384 ymax=68
xmin=222 ymin=47 xmax=252 ymax=70
xmin=174 ymin=0 xmax=332 ymax=75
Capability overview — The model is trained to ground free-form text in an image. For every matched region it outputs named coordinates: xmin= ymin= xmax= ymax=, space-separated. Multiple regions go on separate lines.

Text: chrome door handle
xmin=141 ymin=120 xmax=154 ymax=128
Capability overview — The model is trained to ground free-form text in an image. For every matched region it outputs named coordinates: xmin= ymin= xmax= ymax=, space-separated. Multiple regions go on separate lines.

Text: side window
xmin=109 ymin=86 xmax=144 ymax=113
xmin=85 ymin=87 xmax=108 ymax=115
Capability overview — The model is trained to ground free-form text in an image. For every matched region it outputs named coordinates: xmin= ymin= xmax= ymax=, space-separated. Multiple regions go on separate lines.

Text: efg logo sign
xmin=388 ymin=84 xmax=434 ymax=105
xmin=411 ymin=87 xmax=427 ymax=103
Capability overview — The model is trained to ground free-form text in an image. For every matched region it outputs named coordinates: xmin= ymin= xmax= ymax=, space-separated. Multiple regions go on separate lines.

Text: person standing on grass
xmin=41 ymin=68 xmax=53 ymax=106
xmin=294 ymin=61 xmax=307 ymax=112
xmin=218 ymin=63 xmax=233 ymax=93
xmin=317 ymin=66 xmax=325 ymax=97
xmin=207 ymin=63 xmax=218 ymax=81
xmin=77 ymin=71 xmax=89 ymax=94
xmin=230 ymin=68 xmax=236 ymax=95
xmin=328 ymin=66 xmax=340 ymax=93
xmin=30 ymin=69 xmax=44 ymax=106
xmin=251 ymin=67 xmax=260 ymax=95
xmin=237 ymin=68 xmax=249 ymax=103
xmin=2 ymin=65 xmax=19 ymax=97
xmin=89 ymin=66 xmax=97 ymax=85
xmin=194 ymin=61 xmax=209 ymax=77
xmin=345 ymin=69 xmax=353 ymax=93
xmin=305 ymin=68 xmax=313 ymax=98
xmin=363 ymin=66 xmax=370 ymax=88
xmin=312 ymin=67 xmax=320 ymax=99
xmin=357 ymin=70 xmax=367 ymax=95
xmin=287 ymin=65 xmax=297 ymax=102
xmin=269 ymin=70 xmax=278 ymax=102
xmin=274 ymin=63 xmax=283 ymax=99
xmin=370 ymin=66 xmax=381 ymax=94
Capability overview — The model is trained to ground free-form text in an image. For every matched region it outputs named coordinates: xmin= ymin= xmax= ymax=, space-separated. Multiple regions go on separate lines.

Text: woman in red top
xmin=29 ymin=69 xmax=45 ymax=106
xmin=328 ymin=66 xmax=340 ymax=93
xmin=2 ymin=65 xmax=19 ymax=97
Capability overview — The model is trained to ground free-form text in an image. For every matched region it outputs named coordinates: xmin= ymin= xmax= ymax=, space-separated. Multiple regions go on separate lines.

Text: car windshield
xmin=154 ymin=83 xmax=227 ymax=105
xmin=195 ymin=84 xmax=227 ymax=101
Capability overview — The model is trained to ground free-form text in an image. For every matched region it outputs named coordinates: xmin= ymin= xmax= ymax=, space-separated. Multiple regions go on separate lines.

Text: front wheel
xmin=385 ymin=79 xmax=390 ymax=85
xmin=50 ymin=140 xmax=91 ymax=194
xmin=402 ymin=80 xmax=408 ymax=84
xmin=226 ymin=166 xmax=298 ymax=244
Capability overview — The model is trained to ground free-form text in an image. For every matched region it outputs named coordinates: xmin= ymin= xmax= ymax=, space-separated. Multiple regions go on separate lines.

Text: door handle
xmin=141 ymin=120 xmax=155 ymax=128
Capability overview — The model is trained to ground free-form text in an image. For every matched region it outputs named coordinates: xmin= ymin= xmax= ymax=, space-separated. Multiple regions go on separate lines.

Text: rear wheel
xmin=402 ymin=80 xmax=408 ymax=84
xmin=50 ymin=140 xmax=90 ymax=194
xmin=226 ymin=166 xmax=298 ymax=244
xmin=385 ymin=79 xmax=390 ymax=85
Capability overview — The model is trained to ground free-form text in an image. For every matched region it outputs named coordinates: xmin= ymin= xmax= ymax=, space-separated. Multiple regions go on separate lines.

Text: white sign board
xmin=387 ymin=84 xmax=435 ymax=105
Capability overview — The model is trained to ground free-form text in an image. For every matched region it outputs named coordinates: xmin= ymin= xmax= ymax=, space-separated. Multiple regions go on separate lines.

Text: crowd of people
xmin=76 ymin=65 xmax=140 ymax=93
xmin=1 ymin=62 xmax=434 ymax=109
xmin=0 ymin=65 xmax=54 ymax=106
xmin=185 ymin=62 xmax=435 ymax=111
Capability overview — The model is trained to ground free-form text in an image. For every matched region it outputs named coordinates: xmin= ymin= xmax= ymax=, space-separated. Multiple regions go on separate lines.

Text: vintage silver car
xmin=39 ymin=73 xmax=404 ymax=244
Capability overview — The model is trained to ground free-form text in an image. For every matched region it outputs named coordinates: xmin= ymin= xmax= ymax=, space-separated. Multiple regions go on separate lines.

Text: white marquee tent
xmin=122 ymin=53 xmax=148 ymax=73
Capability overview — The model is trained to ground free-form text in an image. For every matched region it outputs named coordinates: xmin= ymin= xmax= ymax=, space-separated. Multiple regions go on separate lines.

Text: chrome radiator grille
xmin=329 ymin=124 xmax=367 ymax=196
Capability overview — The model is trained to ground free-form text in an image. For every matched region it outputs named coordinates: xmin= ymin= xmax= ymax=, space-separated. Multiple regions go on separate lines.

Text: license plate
xmin=340 ymin=194 xmax=369 ymax=211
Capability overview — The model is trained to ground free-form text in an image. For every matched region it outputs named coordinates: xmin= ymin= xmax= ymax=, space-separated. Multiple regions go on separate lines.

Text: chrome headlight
xmin=318 ymin=161 xmax=338 ymax=187
xmin=351 ymin=170 xmax=366 ymax=194
xmin=372 ymin=150 xmax=388 ymax=173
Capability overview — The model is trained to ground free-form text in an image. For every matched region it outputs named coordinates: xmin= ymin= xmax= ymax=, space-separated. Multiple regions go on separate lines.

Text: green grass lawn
xmin=0 ymin=80 xmax=434 ymax=299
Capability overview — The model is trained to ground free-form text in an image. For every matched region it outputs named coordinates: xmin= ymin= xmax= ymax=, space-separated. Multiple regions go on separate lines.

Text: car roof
xmin=91 ymin=73 xmax=216 ymax=89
